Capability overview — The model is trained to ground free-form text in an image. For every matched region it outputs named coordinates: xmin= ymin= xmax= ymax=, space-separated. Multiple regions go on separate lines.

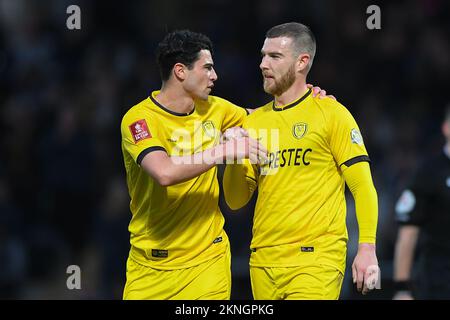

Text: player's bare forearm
xmin=140 ymin=148 xmax=221 ymax=186
xmin=141 ymin=136 xmax=267 ymax=186
xmin=393 ymin=225 xmax=419 ymax=281
xmin=392 ymin=226 xmax=418 ymax=299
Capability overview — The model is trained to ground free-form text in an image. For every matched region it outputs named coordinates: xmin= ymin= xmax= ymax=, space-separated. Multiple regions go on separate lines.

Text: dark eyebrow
xmin=204 ymin=63 xmax=214 ymax=67
xmin=261 ymin=50 xmax=283 ymax=57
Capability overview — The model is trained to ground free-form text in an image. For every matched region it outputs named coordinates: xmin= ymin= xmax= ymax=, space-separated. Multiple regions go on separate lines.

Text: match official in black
xmin=393 ymin=105 xmax=450 ymax=299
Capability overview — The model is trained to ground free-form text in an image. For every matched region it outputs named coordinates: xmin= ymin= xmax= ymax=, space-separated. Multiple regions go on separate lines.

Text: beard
xmin=263 ymin=64 xmax=296 ymax=96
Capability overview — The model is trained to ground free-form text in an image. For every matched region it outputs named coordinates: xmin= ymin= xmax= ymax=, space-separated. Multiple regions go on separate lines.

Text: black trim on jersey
xmin=149 ymin=95 xmax=195 ymax=116
xmin=137 ymin=146 xmax=167 ymax=165
xmin=396 ymin=220 xmax=423 ymax=227
xmin=245 ymin=108 xmax=250 ymax=115
xmin=272 ymin=88 xmax=311 ymax=112
xmin=246 ymin=175 xmax=257 ymax=184
xmin=341 ymin=155 xmax=371 ymax=168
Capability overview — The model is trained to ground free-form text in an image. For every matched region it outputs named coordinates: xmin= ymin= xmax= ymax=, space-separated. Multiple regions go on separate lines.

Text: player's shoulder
xmin=245 ymin=100 xmax=273 ymax=122
xmin=311 ymin=95 xmax=349 ymax=113
xmin=121 ymin=97 xmax=152 ymax=126
xmin=309 ymin=96 xmax=357 ymax=124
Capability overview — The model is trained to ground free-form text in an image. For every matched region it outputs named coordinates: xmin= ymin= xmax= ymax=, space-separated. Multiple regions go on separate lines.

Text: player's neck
xmin=156 ymin=85 xmax=195 ymax=115
xmin=274 ymin=81 xmax=308 ymax=107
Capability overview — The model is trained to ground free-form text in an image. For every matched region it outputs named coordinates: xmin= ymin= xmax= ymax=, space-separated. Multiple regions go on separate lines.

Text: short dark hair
xmin=266 ymin=22 xmax=316 ymax=71
xmin=156 ymin=30 xmax=213 ymax=82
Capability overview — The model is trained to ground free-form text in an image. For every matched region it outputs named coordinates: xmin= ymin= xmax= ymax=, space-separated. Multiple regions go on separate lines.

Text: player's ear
xmin=296 ymin=53 xmax=310 ymax=73
xmin=173 ymin=63 xmax=187 ymax=81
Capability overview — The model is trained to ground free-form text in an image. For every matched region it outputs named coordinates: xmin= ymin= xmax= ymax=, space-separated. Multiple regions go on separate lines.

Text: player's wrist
xmin=393 ymin=280 xmax=413 ymax=292
xmin=357 ymin=242 xmax=376 ymax=253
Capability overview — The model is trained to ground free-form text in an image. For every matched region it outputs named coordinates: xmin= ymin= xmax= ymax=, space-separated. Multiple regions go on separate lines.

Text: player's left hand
xmin=352 ymin=243 xmax=380 ymax=295
xmin=307 ymin=83 xmax=336 ymax=100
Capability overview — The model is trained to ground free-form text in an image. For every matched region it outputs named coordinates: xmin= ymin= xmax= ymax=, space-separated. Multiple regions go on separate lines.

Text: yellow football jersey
xmin=242 ymin=89 xmax=369 ymax=273
xmin=121 ymin=90 xmax=247 ymax=270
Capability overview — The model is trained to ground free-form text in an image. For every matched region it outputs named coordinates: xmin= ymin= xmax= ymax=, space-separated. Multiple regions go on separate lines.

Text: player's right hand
xmin=222 ymin=136 xmax=268 ymax=165
xmin=352 ymin=243 xmax=379 ymax=295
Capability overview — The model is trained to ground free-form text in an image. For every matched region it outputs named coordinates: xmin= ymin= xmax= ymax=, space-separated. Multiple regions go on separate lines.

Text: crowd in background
xmin=0 ymin=0 xmax=449 ymax=299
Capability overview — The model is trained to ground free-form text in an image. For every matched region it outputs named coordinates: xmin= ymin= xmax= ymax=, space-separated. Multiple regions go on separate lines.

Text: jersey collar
xmin=272 ymin=88 xmax=312 ymax=112
xmin=149 ymin=91 xmax=196 ymax=117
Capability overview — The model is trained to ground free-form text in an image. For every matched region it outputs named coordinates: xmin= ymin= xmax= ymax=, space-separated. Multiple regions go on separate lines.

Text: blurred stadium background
xmin=0 ymin=0 xmax=449 ymax=299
